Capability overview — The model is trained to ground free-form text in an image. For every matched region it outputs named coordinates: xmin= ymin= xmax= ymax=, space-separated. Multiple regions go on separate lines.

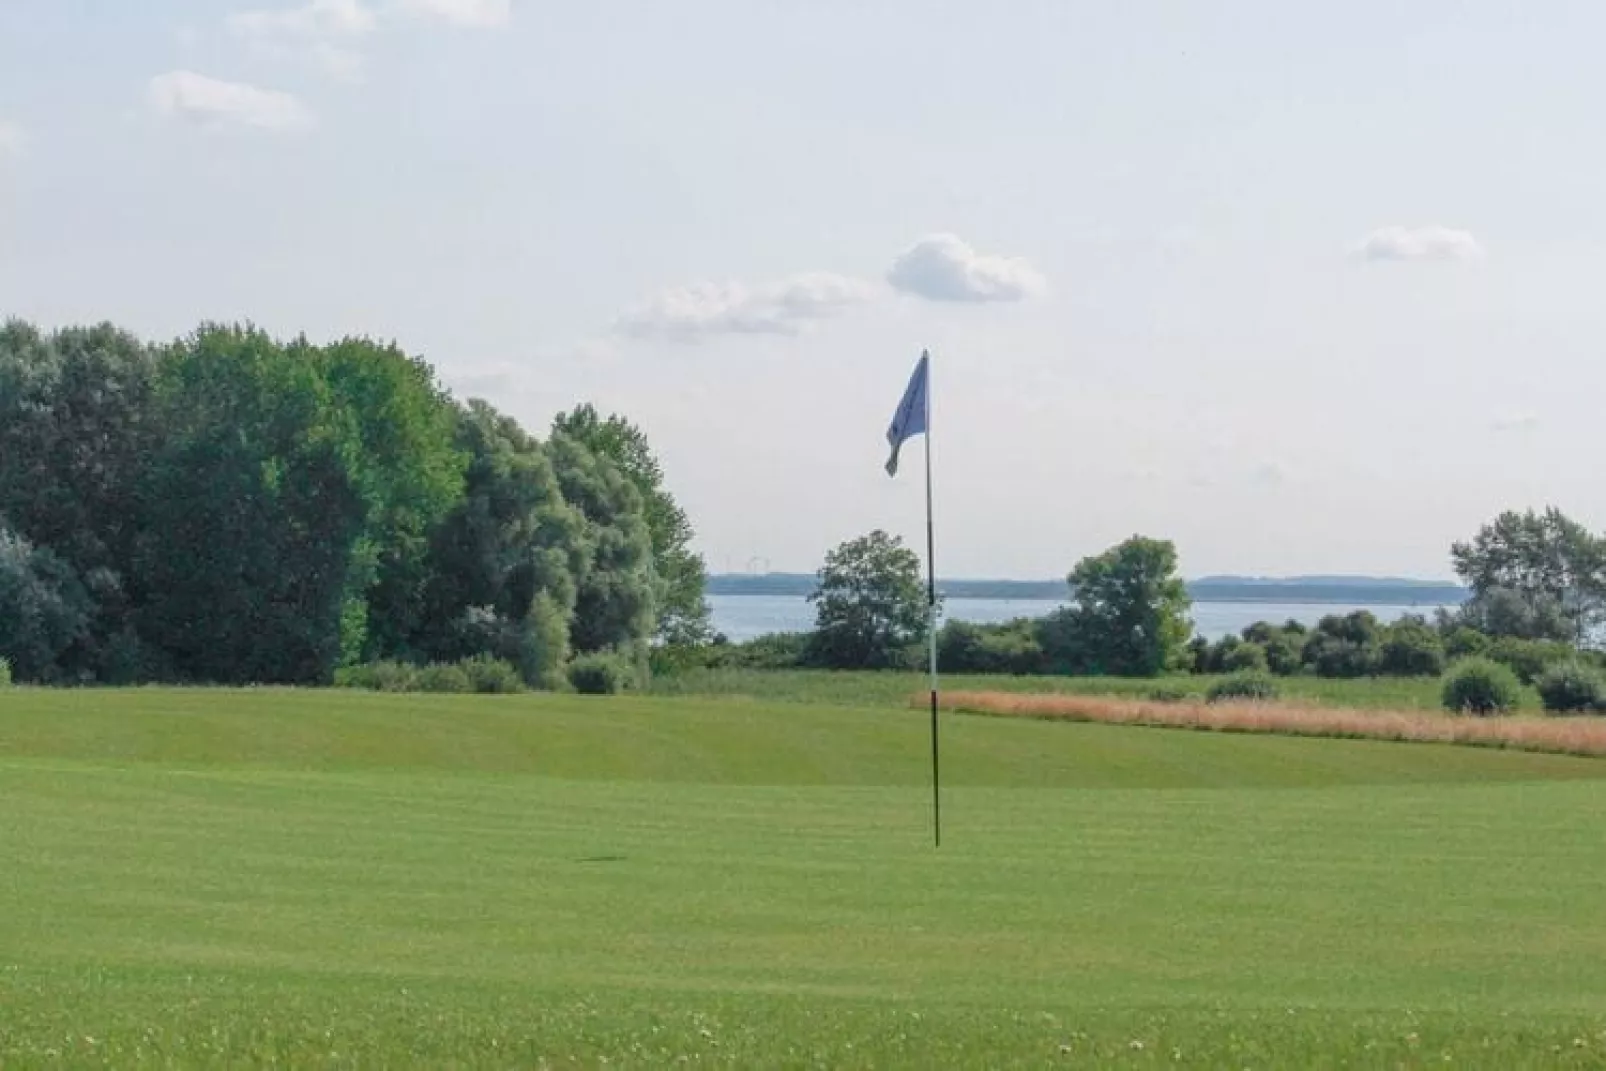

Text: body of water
xmin=707 ymin=593 xmax=1455 ymax=644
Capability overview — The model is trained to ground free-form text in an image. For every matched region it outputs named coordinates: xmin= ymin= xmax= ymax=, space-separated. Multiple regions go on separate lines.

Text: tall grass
xmin=935 ymin=690 xmax=1606 ymax=759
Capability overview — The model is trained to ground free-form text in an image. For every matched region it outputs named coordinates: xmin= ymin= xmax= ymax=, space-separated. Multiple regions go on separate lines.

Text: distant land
xmin=707 ymin=573 xmax=1469 ymax=606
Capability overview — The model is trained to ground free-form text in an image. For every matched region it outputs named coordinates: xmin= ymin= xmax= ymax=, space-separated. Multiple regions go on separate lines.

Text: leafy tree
xmin=0 ymin=321 xmax=157 ymax=678
xmin=547 ymin=431 xmax=658 ymax=659
xmin=1302 ymin=611 xmax=1383 ymax=678
xmin=1441 ymin=658 xmax=1521 ymax=716
xmin=1223 ymin=641 xmax=1269 ymax=673
xmin=401 ymin=400 xmax=586 ymax=688
xmin=1062 ymin=536 xmax=1192 ymax=677
xmin=808 ymin=530 xmax=929 ymax=669
xmin=1378 ymin=616 xmax=1446 ymax=677
xmin=0 ymin=525 xmax=93 ymax=682
xmin=553 ymin=404 xmax=711 ymax=647
xmin=1451 ymin=508 xmax=1606 ymax=644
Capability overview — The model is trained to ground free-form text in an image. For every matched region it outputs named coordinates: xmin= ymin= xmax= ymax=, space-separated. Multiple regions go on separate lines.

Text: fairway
xmin=6 ymin=691 xmax=1606 ymax=1067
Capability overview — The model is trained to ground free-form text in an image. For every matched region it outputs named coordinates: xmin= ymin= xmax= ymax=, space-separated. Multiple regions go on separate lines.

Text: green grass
xmin=650 ymin=666 xmax=1493 ymax=711
xmin=5 ymin=688 xmax=1606 ymax=1067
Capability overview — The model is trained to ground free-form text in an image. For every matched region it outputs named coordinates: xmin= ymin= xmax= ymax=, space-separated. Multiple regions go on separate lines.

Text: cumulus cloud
xmin=396 ymin=0 xmax=512 ymax=27
xmin=1491 ymin=411 xmax=1541 ymax=434
xmin=148 ymin=71 xmax=314 ymax=132
xmin=0 ymin=119 xmax=24 ymax=158
xmin=886 ymin=233 xmax=1046 ymax=303
xmin=618 ymin=272 xmax=877 ymax=341
xmin=1252 ymin=460 xmax=1294 ymax=486
xmin=229 ymin=0 xmax=377 ymax=38
xmin=1353 ymin=226 xmax=1484 ymax=262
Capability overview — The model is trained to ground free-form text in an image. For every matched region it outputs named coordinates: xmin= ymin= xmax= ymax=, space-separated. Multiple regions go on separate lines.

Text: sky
xmin=3 ymin=1 xmax=1604 ymax=582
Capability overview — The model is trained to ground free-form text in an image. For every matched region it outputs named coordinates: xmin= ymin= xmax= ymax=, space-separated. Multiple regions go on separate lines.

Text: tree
xmin=1301 ymin=611 xmax=1382 ymax=678
xmin=0 ymin=524 xmax=93 ymax=682
xmin=1062 ymin=536 xmax=1192 ymax=677
xmin=1378 ymin=615 xmax=1446 ymax=677
xmin=403 ymin=400 xmax=589 ymax=689
xmin=553 ymin=404 xmax=711 ymax=647
xmin=1451 ymin=508 xmax=1606 ymax=644
xmin=808 ymin=530 xmax=929 ymax=669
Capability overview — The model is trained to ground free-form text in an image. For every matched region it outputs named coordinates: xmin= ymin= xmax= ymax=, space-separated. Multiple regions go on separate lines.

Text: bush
xmin=1222 ymin=641 xmax=1268 ymax=674
xmin=1536 ymin=660 xmax=1606 ymax=714
xmin=568 ymin=652 xmax=636 ymax=695
xmin=334 ymin=660 xmax=418 ymax=692
xmin=1487 ymin=637 xmax=1573 ymax=686
xmin=412 ymin=663 xmax=473 ymax=693
xmin=1441 ymin=658 xmax=1522 ymax=716
xmin=458 ymin=655 xmax=525 ymax=694
xmin=1146 ymin=685 xmax=1193 ymax=703
xmin=1379 ymin=623 xmax=1446 ymax=677
xmin=1207 ymin=671 xmax=1280 ymax=703
xmin=1302 ymin=634 xmax=1380 ymax=678
xmin=0 ymin=656 xmax=10 ymax=687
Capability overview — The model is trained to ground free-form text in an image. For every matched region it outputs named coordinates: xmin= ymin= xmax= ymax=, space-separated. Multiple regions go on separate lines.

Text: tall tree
xmin=1062 ymin=536 xmax=1192 ymax=676
xmin=402 ymin=399 xmax=588 ymax=688
xmin=808 ymin=530 xmax=929 ymax=669
xmin=1451 ymin=508 xmax=1606 ymax=644
xmin=552 ymin=404 xmax=711 ymax=646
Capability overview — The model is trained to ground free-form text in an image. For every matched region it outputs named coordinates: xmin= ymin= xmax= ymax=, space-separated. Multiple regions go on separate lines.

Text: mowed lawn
xmin=4 ymin=691 xmax=1606 ymax=1067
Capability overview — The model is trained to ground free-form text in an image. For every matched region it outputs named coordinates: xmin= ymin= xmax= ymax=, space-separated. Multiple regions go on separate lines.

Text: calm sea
xmin=707 ymin=593 xmax=1455 ymax=644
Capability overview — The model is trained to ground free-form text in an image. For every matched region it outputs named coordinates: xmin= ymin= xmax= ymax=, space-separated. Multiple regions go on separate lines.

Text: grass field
xmin=648 ymin=667 xmax=1502 ymax=711
xmin=6 ymin=688 xmax=1606 ymax=1067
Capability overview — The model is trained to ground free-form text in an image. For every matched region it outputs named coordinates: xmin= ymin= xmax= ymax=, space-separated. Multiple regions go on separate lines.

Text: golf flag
xmin=885 ymin=351 xmax=930 ymax=477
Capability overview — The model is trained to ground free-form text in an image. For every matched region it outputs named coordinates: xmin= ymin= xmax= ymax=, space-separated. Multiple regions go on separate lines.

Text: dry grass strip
xmin=929 ymin=690 xmax=1606 ymax=759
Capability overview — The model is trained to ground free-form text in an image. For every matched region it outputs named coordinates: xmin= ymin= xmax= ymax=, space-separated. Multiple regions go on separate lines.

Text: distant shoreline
xmin=707 ymin=574 xmax=1469 ymax=607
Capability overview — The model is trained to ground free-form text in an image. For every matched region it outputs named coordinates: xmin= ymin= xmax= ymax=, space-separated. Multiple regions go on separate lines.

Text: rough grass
xmin=6 ymin=688 xmax=1606 ymax=1066
xmin=936 ymin=690 xmax=1606 ymax=760
xmin=652 ymin=667 xmax=1500 ymax=711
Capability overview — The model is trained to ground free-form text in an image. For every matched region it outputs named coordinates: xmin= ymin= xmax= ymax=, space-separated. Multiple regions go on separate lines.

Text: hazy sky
xmin=3 ymin=1 xmax=1603 ymax=581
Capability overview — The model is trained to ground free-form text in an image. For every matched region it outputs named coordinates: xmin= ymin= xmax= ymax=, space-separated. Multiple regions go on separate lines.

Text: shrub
xmin=1222 ymin=641 xmax=1268 ymax=674
xmin=1184 ymin=635 xmax=1211 ymax=674
xmin=0 ymin=656 xmax=10 ymax=687
xmin=1441 ymin=658 xmax=1522 ymax=716
xmin=1536 ymin=660 xmax=1606 ymax=714
xmin=1487 ymin=637 xmax=1573 ymax=685
xmin=1207 ymin=671 xmax=1279 ymax=703
xmin=1379 ymin=623 xmax=1446 ymax=677
xmin=334 ymin=660 xmax=418 ymax=692
xmin=412 ymin=663 xmax=472 ymax=693
xmin=458 ymin=655 xmax=525 ymax=694
xmin=1146 ymin=685 xmax=1192 ymax=703
xmin=569 ymin=652 xmax=636 ymax=695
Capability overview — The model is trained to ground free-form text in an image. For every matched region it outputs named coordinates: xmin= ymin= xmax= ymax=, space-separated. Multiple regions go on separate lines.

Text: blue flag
xmin=885 ymin=351 xmax=929 ymax=477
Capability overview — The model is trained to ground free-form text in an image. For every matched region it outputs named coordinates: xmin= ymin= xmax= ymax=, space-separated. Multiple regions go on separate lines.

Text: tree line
xmin=696 ymin=507 xmax=1606 ymax=693
xmin=0 ymin=320 xmax=709 ymax=689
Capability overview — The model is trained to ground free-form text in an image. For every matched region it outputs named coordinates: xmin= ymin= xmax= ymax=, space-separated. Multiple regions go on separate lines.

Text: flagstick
xmin=924 ymin=355 xmax=940 ymax=849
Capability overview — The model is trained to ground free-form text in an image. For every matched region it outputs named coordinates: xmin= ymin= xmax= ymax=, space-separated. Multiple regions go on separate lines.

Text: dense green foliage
xmin=1207 ymin=671 xmax=1280 ymax=703
xmin=5 ymin=689 xmax=1606 ymax=1065
xmin=1450 ymin=506 xmax=1606 ymax=644
xmin=1059 ymin=535 xmax=1192 ymax=675
xmin=0 ymin=320 xmax=692 ymax=688
xmin=568 ymin=651 xmax=638 ymax=694
xmin=1442 ymin=658 xmax=1523 ymax=715
xmin=1536 ymin=660 xmax=1606 ymax=714
xmin=808 ymin=530 xmax=930 ymax=669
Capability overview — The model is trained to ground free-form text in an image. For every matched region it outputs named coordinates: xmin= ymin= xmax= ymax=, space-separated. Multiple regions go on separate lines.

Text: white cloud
xmin=148 ymin=71 xmax=314 ymax=132
xmin=1491 ymin=411 xmax=1541 ymax=434
xmin=311 ymin=41 xmax=367 ymax=81
xmin=1252 ymin=460 xmax=1294 ymax=486
xmin=886 ymin=233 xmax=1046 ymax=303
xmin=229 ymin=0 xmax=377 ymax=38
xmin=396 ymin=0 xmax=512 ymax=27
xmin=1353 ymin=226 xmax=1484 ymax=262
xmin=0 ymin=119 xmax=24 ymax=158
xmin=618 ymin=272 xmax=877 ymax=341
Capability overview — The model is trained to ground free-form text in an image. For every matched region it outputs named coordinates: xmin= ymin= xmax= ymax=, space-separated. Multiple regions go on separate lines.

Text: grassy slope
xmin=5 ymin=690 xmax=1606 ymax=1067
xmin=649 ymin=667 xmax=1495 ymax=711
